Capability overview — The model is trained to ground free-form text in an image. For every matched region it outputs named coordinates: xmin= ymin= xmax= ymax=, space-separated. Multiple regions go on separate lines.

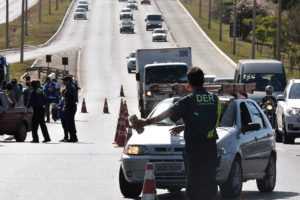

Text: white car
xmin=126 ymin=51 xmax=136 ymax=73
xmin=276 ymin=79 xmax=300 ymax=144
xmin=204 ymin=75 xmax=217 ymax=83
xmin=152 ymin=28 xmax=167 ymax=42
xmin=74 ymin=8 xmax=87 ymax=20
xmin=127 ymin=0 xmax=138 ymax=10
xmin=78 ymin=0 xmax=88 ymax=10
xmin=120 ymin=8 xmax=133 ymax=20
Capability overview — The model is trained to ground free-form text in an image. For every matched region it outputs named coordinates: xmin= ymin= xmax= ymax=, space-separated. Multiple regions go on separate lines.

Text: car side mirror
xmin=126 ymin=56 xmax=129 ymax=59
xmin=136 ymin=73 xmax=140 ymax=81
xmin=276 ymin=94 xmax=285 ymax=101
xmin=242 ymin=123 xmax=261 ymax=133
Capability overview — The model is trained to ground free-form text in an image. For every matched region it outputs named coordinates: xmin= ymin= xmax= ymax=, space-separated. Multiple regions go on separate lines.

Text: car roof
xmin=153 ymin=28 xmax=166 ymax=31
xmin=146 ymin=13 xmax=162 ymax=16
xmin=238 ymin=59 xmax=282 ymax=64
xmin=145 ymin=62 xmax=188 ymax=68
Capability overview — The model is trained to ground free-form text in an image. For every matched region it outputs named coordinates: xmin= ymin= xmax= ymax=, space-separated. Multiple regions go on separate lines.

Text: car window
xmin=240 ymin=102 xmax=252 ymax=128
xmin=245 ymin=101 xmax=264 ymax=128
xmin=240 ymin=73 xmax=286 ymax=91
xmin=219 ymin=101 xmax=236 ymax=127
xmin=129 ymin=52 xmax=135 ymax=58
xmin=289 ymin=83 xmax=300 ymax=99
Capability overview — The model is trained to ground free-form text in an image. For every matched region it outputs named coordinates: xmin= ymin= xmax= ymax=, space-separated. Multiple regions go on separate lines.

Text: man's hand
xmin=169 ymin=125 xmax=184 ymax=136
xmin=137 ymin=119 xmax=147 ymax=129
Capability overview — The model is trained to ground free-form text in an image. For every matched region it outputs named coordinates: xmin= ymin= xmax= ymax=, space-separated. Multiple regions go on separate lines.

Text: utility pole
xmin=252 ymin=0 xmax=256 ymax=59
xmin=199 ymin=0 xmax=202 ymax=18
xmin=56 ymin=0 xmax=59 ymax=10
xmin=208 ymin=0 xmax=211 ymax=29
xmin=233 ymin=0 xmax=237 ymax=55
xmin=6 ymin=0 xmax=9 ymax=48
xmin=219 ymin=0 xmax=223 ymax=41
xmin=25 ymin=0 xmax=28 ymax=36
xmin=49 ymin=0 xmax=52 ymax=15
xmin=21 ymin=0 xmax=25 ymax=63
xmin=276 ymin=0 xmax=282 ymax=60
xmin=39 ymin=0 xmax=42 ymax=23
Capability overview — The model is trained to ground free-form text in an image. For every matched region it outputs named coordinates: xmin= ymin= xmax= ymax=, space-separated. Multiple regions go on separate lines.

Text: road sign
xmin=46 ymin=55 xmax=52 ymax=63
xmin=62 ymin=57 xmax=68 ymax=65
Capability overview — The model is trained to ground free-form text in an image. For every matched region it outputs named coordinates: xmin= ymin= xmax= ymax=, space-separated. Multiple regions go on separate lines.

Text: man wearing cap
xmin=62 ymin=76 xmax=78 ymax=142
xmin=138 ymin=67 xmax=221 ymax=200
xmin=27 ymin=80 xmax=51 ymax=143
xmin=44 ymin=77 xmax=59 ymax=122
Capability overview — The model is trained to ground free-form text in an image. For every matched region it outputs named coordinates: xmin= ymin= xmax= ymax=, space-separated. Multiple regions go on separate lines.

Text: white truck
xmin=135 ymin=47 xmax=192 ymax=117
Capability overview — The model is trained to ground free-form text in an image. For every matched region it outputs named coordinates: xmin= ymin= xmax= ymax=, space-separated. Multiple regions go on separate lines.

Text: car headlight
xmin=124 ymin=145 xmax=148 ymax=155
xmin=146 ymin=90 xmax=152 ymax=97
xmin=217 ymin=146 xmax=227 ymax=155
xmin=267 ymin=105 xmax=273 ymax=111
xmin=288 ymin=108 xmax=300 ymax=115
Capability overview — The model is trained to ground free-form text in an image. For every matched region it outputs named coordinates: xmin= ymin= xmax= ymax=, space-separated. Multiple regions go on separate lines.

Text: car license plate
xmin=154 ymin=163 xmax=184 ymax=172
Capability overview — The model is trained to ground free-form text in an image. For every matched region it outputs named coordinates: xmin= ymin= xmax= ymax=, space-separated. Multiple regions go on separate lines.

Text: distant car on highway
xmin=152 ymin=28 xmax=167 ymax=42
xmin=74 ymin=8 xmax=87 ymax=20
xmin=126 ymin=51 xmax=136 ymax=73
xmin=127 ymin=0 xmax=138 ymax=10
xmin=0 ymin=91 xmax=32 ymax=142
xmin=120 ymin=96 xmax=276 ymax=198
xmin=120 ymin=20 xmax=134 ymax=34
xmin=275 ymin=79 xmax=300 ymax=144
xmin=214 ymin=77 xmax=234 ymax=84
xmin=141 ymin=0 xmax=151 ymax=4
xmin=120 ymin=8 xmax=133 ymax=20
xmin=78 ymin=0 xmax=89 ymax=10
xmin=145 ymin=13 xmax=163 ymax=31
xmin=204 ymin=75 xmax=216 ymax=83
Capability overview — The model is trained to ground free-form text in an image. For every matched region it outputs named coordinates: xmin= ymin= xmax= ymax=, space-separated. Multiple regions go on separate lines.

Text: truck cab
xmin=145 ymin=13 xmax=163 ymax=31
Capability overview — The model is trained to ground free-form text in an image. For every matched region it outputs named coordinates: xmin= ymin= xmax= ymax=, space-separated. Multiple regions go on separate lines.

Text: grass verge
xmin=0 ymin=0 xmax=71 ymax=49
xmin=10 ymin=60 xmax=35 ymax=83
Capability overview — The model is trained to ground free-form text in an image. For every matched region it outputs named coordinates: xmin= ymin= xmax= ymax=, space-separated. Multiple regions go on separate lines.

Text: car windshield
xmin=79 ymin=1 xmax=88 ymax=4
xmin=154 ymin=30 xmax=166 ymax=34
xmin=75 ymin=8 xmax=85 ymax=12
xmin=289 ymin=83 xmax=300 ymax=99
xmin=148 ymin=100 xmax=183 ymax=126
xmin=122 ymin=21 xmax=132 ymax=25
xmin=145 ymin=65 xmax=187 ymax=84
xmin=129 ymin=52 xmax=135 ymax=58
xmin=240 ymin=73 xmax=286 ymax=91
xmin=122 ymin=9 xmax=131 ymax=12
xmin=77 ymin=5 xmax=85 ymax=8
xmin=128 ymin=0 xmax=136 ymax=3
xmin=204 ymin=77 xmax=216 ymax=83
xmin=219 ymin=101 xmax=236 ymax=127
xmin=147 ymin=15 xmax=162 ymax=21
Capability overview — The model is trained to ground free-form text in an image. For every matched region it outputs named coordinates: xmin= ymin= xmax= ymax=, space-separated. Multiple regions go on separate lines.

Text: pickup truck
xmin=0 ymin=91 xmax=32 ymax=142
xmin=135 ymin=47 xmax=192 ymax=117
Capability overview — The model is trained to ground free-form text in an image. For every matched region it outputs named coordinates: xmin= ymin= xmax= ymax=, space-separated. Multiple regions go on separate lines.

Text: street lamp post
xmin=25 ymin=0 xmax=28 ymax=36
xmin=276 ymin=0 xmax=282 ymax=60
xmin=6 ymin=0 xmax=9 ymax=48
xmin=233 ymin=0 xmax=237 ymax=55
xmin=219 ymin=0 xmax=223 ymax=41
xmin=252 ymin=0 xmax=256 ymax=59
xmin=21 ymin=0 xmax=25 ymax=63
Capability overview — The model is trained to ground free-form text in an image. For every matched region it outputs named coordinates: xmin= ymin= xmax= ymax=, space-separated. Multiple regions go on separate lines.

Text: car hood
xmin=122 ymin=25 xmax=133 ymax=28
xmin=121 ymin=12 xmax=132 ymax=14
xmin=247 ymin=91 xmax=283 ymax=103
xmin=75 ymin=11 xmax=86 ymax=14
xmin=153 ymin=33 xmax=166 ymax=37
xmin=286 ymin=99 xmax=300 ymax=109
xmin=147 ymin=20 xmax=162 ymax=25
xmin=217 ymin=127 xmax=235 ymax=141
xmin=128 ymin=125 xmax=184 ymax=146
xmin=128 ymin=58 xmax=136 ymax=62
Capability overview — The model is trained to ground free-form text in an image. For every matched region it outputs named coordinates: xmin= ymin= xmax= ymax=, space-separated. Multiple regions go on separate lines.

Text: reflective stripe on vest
xmin=207 ymin=97 xmax=221 ymax=139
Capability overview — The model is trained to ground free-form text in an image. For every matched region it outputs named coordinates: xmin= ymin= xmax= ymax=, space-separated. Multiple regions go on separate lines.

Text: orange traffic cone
xmin=141 ymin=163 xmax=157 ymax=200
xmin=115 ymin=116 xmax=127 ymax=148
xmin=124 ymin=100 xmax=129 ymax=127
xmin=119 ymin=99 xmax=124 ymax=117
xmin=120 ymin=85 xmax=125 ymax=97
xmin=81 ymin=98 xmax=88 ymax=113
xmin=113 ymin=117 xmax=121 ymax=144
xmin=103 ymin=98 xmax=109 ymax=114
xmin=124 ymin=126 xmax=133 ymax=146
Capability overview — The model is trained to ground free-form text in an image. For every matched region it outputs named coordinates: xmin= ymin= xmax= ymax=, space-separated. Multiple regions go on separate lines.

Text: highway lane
xmin=0 ymin=0 xmax=39 ymax=24
xmin=1 ymin=0 xmax=300 ymax=200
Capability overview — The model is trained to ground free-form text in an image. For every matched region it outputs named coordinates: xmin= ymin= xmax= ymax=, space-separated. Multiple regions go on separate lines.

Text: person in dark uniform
xmin=27 ymin=80 xmax=51 ymax=143
xmin=138 ymin=67 xmax=221 ymax=200
xmin=62 ymin=76 xmax=78 ymax=142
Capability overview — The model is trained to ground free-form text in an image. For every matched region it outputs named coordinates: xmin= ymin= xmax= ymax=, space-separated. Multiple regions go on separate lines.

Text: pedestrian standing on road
xmin=44 ymin=77 xmax=59 ymax=122
xmin=27 ymin=80 xmax=51 ymax=143
xmin=11 ymin=79 xmax=21 ymax=107
xmin=62 ymin=76 xmax=78 ymax=143
xmin=58 ymin=90 xmax=69 ymax=142
xmin=23 ymin=77 xmax=32 ymax=107
xmin=6 ymin=83 xmax=16 ymax=105
xmin=138 ymin=67 xmax=221 ymax=200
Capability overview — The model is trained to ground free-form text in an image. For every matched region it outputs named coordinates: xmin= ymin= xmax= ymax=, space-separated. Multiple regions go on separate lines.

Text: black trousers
xmin=61 ymin=118 xmax=68 ymax=140
xmin=32 ymin=107 xmax=50 ymax=141
xmin=66 ymin=105 xmax=78 ymax=140
xmin=184 ymin=138 xmax=217 ymax=200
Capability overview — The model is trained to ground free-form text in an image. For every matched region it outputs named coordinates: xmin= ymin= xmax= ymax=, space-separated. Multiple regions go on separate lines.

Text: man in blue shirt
xmin=44 ymin=77 xmax=59 ymax=122
xmin=138 ymin=67 xmax=221 ymax=200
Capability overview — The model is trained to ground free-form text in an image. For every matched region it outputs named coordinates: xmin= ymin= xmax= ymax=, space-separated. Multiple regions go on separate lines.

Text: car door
xmin=1 ymin=94 xmax=17 ymax=132
xmin=245 ymin=101 xmax=271 ymax=173
xmin=239 ymin=101 xmax=258 ymax=174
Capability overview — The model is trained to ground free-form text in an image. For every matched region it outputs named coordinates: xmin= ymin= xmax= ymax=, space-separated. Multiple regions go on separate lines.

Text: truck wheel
xmin=119 ymin=166 xmax=142 ymax=198
xmin=15 ymin=123 xmax=27 ymax=142
xmin=219 ymin=157 xmax=242 ymax=198
xmin=256 ymin=154 xmax=276 ymax=192
xmin=167 ymin=187 xmax=182 ymax=193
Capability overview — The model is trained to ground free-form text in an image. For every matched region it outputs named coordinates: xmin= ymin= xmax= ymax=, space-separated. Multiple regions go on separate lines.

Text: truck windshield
xmin=289 ymin=83 xmax=300 ymax=99
xmin=240 ymin=73 xmax=286 ymax=91
xmin=147 ymin=15 xmax=161 ymax=21
xmin=145 ymin=65 xmax=187 ymax=84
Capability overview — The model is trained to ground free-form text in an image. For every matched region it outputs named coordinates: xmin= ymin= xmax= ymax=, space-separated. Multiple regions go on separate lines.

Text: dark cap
xmin=11 ymin=78 xmax=17 ymax=83
xmin=62 ymin=76 xmax=73 ymax=81
xmin=46 ymin=77 xmax=51 ymax=81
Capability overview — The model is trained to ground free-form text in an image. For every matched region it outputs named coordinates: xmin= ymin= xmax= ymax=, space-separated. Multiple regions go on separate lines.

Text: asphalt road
xmin=1 ymin=0 xmax=300 ymax=199
xmin=0 ymin=0 xmax=39 ymax=24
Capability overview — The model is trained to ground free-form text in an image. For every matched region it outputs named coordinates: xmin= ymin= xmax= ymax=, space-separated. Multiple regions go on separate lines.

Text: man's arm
xmin=138 ymin=110 xmax=171 ymax=127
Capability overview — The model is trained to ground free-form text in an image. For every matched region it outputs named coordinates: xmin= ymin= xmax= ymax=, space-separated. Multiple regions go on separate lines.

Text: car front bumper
xmin=127 ymin=63 xmax=136 ymax=70
xmin=74 ymin=14 xmax=86 ymax=19
xmin=153 ymin=36 xmax=166 ymax=41
xmin=147 ymin=24 xmax=162 ymax=30
xmin=285 ymin=115 xmax=300 ymax=136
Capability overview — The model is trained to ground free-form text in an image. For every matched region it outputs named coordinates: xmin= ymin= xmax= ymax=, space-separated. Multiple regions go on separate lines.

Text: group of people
xmin=0 ymin=76 xmax=79 ymax=143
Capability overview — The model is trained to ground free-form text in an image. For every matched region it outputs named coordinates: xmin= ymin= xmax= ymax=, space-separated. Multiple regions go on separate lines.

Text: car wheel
xmin=282 ymin=120 xmax=294 ymax=144
xmin=119 ymin=165 xmax=142 ymax=198
xmin=256 ymin=154 xmax=276 ymax=192
xmin=15 ymin=123 xmax=27 ymax=142
xmin=275 ymin=122 xmax=282 ymax=143
xmin=128 ymin=69 xmax=131 ymax=73
xmin=167 ymin=187 xmax=182 ymax=193
xmin=219 ymin=157 xmax=242 ymax=198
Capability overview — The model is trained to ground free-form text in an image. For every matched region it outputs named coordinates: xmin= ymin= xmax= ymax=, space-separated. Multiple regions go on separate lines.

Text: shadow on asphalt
xmin=124 ymin=191 xmax=299 ymax=200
